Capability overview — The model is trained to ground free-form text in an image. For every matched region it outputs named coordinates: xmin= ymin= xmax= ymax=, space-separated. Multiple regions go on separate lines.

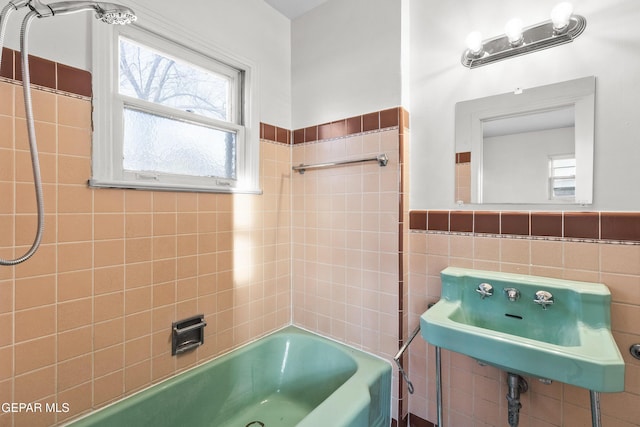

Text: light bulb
xmin=465 ymin=31 xmax=484 ymax=56
xmin=551 ymin=2 xmax=574 ymax=31
xmin=504 ymin=18 xmax=524 ymax=46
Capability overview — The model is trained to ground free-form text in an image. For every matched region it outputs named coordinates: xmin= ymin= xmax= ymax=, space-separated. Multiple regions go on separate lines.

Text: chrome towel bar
xmin=292 ymin=153 xmax=388 ymax=174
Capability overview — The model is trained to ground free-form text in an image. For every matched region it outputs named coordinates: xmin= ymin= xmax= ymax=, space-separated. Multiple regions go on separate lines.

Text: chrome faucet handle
xmin=504 ymin=287 xmax=520 ymax=301
xmin=476 ymin=283 xmax=493 ymax=299
xmin=534 ymin=290 xmax=554 ymax=310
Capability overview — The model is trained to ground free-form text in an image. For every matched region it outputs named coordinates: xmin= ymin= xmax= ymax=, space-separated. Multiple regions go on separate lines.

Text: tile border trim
xmin=1 ymin=47 xmax=92 ymax=98
xmin=409 ymin=210 xmax=640 ymax=244
xmin=260 ymin=107 xmax=409 ymax=145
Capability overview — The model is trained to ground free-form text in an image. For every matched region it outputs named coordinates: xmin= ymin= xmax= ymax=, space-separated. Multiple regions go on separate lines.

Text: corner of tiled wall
xmin=289 ymin=106 xmax=411 ymax=424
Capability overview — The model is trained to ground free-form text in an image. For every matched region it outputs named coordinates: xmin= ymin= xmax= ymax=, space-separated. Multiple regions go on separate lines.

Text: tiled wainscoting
xmin=0 ymin=49 xmax=291 ymax=426
xmin=408 ymin=210 xmax=640 ymax=427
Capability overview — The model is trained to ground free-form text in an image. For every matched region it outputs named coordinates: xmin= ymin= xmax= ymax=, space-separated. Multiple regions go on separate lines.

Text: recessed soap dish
xmin=172 ymin=314 xmax=207 ymax=356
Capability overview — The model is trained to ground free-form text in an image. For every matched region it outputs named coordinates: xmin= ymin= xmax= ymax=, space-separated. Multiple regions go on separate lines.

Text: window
xmin=91 ymin=19 xmax=259 ymax=193
xmin=549 ymin=155 xmax=576 ymax=200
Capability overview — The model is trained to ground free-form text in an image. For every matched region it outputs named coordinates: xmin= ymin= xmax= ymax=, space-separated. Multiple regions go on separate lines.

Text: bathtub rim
xmin=62 ymin=324 xmax=392 ymax=427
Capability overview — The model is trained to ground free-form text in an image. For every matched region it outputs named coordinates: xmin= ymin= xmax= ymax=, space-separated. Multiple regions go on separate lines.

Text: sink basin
xmin=420 ymin=267 xmax=625 ymax=392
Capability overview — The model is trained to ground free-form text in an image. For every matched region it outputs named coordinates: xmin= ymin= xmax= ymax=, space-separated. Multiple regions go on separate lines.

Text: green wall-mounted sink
xmin=420 ymin=267 xmax=625 ymax=392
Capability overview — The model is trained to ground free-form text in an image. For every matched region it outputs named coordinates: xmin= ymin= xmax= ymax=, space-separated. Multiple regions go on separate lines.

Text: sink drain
xmin=245 ymin=422 xmax=265 ymax=427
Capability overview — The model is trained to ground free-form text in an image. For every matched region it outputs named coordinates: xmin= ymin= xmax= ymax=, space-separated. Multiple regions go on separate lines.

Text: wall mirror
xmin=455 ymin=76 xmax=595 ymax=205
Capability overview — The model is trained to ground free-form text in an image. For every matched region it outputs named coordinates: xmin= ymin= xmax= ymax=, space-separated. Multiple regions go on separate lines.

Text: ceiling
xmin=263 ymin=0 xmax=330 ymax=19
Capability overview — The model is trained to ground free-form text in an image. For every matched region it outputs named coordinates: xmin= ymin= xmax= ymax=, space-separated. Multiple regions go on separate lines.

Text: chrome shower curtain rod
xmin=292 ymin=153 xmax=388 ymax=174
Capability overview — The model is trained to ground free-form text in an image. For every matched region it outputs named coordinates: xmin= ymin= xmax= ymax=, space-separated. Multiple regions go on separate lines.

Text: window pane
xmin=119 ymin=37 xmax=232 ymax=121
xmin=552 ymin=178 xmax=575 ymax=197
xmin=123 ymin=108 xmax=236 ymax=179
xmin=552 ymin=165 xmax=576 ymax=178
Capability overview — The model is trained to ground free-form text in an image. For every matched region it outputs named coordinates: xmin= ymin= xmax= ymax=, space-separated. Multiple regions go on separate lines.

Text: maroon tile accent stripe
xmin=408 ymin=413 xmax=436 ymax=427
xmin=1 ymin=47 xmax=13 ymax=79
xmin=2 ymin=47 xmax=91 ymax=97
xmin=409 ymin=210 xmax=640 ymax=243
xmin=346 ymin=115 xmax=362 ymax=134
xmin=262 ymin=123 xmax=276 ymax=141
xmin=363 ymin=111 xmax=380 ymax=132
xmin=456 ymin=151 xmax=471 ymax=164
xmin=57 ymin=63 xmax=92 ymax=97
xmin=601 ymin=212 xmax=640 ymax=241
xmin=427 ymin=211 xmax=449 ymax=231
xmin=475 ymin=211 xmax=500 ymax=234
xmin=531 ymin=212 xmax=562 ymax=237
xmin=380 ymin=107 xmax=399 ymax=128
xmin=292 ymin=107 xmax=408 ymax=144
xmin=16 ymin=52 xmax=56 ymax=89
xmin=501 ymin=212 xmax=530 ymax=236
xmin=260 ymin=123 xmax=291 ymax=144
xmin=317 ymin=122 xmax=331 ymax=140
xmin=292 ymin=128 xmax=304 ymax=144
xmin=450 ymin=211 xmax=473 ymax=232
xmin=305 ymin=125 xmax=318 ymax=142
xmin=276 ymin=126 xmax=289 ymax=144
xmin=410 ymin=210 xmax=427 ymax=231
xmin=331 ymin=119 xmax=346 ymax=138
xmin=564 ymin=212 xmax=599 ymax=239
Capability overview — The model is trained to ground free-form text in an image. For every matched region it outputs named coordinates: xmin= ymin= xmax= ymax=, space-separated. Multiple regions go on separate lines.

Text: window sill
xmin=88 ymin=179 xmax=263 ymax=195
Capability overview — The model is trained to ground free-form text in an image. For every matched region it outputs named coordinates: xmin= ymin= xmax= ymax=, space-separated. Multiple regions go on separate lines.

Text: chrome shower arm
xmin=24 ymin=0 xmax=137 ymax=23
xmin=26 ymin=0 xmax=54 ymax=17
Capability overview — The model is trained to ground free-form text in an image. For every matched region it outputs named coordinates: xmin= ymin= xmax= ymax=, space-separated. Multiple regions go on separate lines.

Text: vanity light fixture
xmin=462 ymin=2 xmax=586 ymax=68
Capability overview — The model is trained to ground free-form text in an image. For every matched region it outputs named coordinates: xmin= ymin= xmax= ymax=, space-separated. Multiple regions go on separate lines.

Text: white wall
xmin=409 ymin=0 xmax=640 ymax=211
xmin=2 ymin=0 xmax=292 ymax=128
xmin=482 ymin=127 xmax=575 ymax=204
xmin=291 ymin=0 xmax=403 ymax=129
xmin=6 ymin=0 xmax=639 ymax=209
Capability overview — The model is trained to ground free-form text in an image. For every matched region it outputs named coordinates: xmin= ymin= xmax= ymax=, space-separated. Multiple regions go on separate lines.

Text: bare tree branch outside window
xmin=119 ymin=38 xmax=230 ymax=121
xmin=119 ymin=37 xmax=237 ymax=180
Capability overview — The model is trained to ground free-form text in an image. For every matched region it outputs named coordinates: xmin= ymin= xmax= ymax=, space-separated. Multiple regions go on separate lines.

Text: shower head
xmin=96 ymin=3 xmax=136 ymax=25
xmin=28 ymin=0 xmax=136 ymax=24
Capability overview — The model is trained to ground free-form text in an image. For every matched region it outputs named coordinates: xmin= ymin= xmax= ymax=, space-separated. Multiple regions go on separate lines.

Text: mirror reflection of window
xmin=481 ymin=117 xmax=575 ymax=204
xmin=549 ymin=155 xmax=576 ymax=200
xmin=454 ymin=76 xmax=595 ymax=205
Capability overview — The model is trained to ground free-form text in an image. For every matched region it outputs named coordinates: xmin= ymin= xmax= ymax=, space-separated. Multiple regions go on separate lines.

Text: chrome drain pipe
xmin=393 ymin=324 xmax=421 ymax=394
xmin=435 ymin=346 xmax=443 ymax=427
xmin=506 ymin=373 xmax=528 ymax=427
xmin=590 ymin=391 xmax=602 ymax=427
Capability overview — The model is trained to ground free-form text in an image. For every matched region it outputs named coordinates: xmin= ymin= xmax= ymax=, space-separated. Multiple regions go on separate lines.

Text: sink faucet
xmin=533 ymin=290 xmax=554 ymax=310
xmin=476 ymin=283 xmax=493 ymax=299
xmin=504 ymin=287 xmax=520 ymax=301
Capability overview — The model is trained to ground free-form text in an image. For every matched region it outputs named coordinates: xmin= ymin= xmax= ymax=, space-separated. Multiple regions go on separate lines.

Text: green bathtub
xmin=65 ymin=326 xmax=391 ymax=427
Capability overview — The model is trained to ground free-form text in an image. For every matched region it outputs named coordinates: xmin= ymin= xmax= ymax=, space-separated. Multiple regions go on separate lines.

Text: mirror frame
xmin=455 ymin=76 xmax=596 ymax=205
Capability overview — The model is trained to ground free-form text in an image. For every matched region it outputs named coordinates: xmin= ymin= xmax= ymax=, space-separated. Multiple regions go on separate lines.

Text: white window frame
xmin=90 ymin=6 xmax=260 ymax=194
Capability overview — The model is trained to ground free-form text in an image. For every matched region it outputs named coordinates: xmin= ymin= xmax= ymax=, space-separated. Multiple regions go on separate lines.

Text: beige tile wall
xmin=291 ymin=128 xmax=401 ymax=414
xmin=0 ymin=80 xmax=291 ymax=426
xmin=408 ymin=231 xmax=640 ymax=426
xmin=455 ymin=163 xmax=470 ymax=205
xmin=291 ymin=129 xmax=399 ymax=353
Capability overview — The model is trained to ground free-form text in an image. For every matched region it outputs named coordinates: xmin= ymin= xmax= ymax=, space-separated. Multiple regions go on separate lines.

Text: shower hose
xmin=0 ymin=4 xmax=46 ymax=265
